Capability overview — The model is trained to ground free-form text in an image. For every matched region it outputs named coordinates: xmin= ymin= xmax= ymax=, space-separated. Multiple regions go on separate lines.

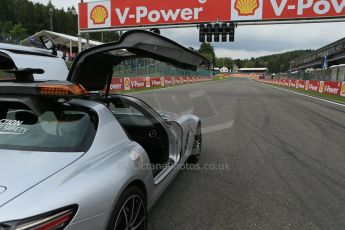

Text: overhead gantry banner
xmin=79 ymin=0 xmax=345 ymax=31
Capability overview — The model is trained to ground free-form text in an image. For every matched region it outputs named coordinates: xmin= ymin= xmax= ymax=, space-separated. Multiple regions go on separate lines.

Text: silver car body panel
xmin=0 ymin=43 xmax=53 ymax=56
xmin=0 ymin=150 xmax=84 ymax=207
xmin=0 ymin=187 xmax=6 ymax=195
xmin=0 ymin=98 xmax=199 ymax=229
xmin=0 ymin=48 xmax=68 ymax=81
xmin=0 ymin=31 xmax=202 ymax=229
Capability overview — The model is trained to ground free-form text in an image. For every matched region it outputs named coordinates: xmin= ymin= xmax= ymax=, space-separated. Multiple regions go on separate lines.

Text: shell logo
xmin=341 ymin=83 xmax=345 ymax=95
xmin=305 ymin=81 xmax=309 ymax=90
xmin=124 ymin=78 xmax=130 ymax=89
xmin=90 ymin=5 xmax=109 ymax=25
xmin=235 ymin=0 xmax=260 ymax=16
xmin=319 ymin=81 xmax=324 ymax=93
xmin=146 ymin=77 xmax=151 ymax=88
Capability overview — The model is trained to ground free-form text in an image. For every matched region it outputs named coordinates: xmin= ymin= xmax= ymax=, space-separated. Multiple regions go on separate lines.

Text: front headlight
xmin=0 ymin=205 xmax=77 ymax=230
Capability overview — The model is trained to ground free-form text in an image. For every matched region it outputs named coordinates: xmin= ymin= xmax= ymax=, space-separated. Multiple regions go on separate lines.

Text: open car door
xmin=67 ymin=30 xmax=207 ymax=91
xmin=67 ymin=30 xmax=207 ymax=181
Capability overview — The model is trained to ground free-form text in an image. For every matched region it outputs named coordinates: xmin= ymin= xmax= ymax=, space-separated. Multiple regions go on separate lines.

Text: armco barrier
xmin=110 ymin=76 xmax=214 ymax=92
xmin=257 ymin=78 xmax=345 ymax=98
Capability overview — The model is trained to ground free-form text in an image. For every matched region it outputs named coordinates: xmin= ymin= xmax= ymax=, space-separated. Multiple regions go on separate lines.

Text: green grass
xmin=271 ymin=84 xmax=345 ymax=104
xmin=213 ymin=75 xmax=229 ymax=81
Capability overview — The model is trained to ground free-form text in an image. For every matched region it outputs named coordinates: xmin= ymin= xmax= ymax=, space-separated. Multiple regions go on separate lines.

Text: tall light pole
xmin=78 ymin=0 xmax=84 ymax=52
xmin=49 ymin=7 xmax=54 ymax=31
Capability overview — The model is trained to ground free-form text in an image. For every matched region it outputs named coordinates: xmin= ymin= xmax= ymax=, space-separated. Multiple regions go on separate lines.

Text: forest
xmin=0 ymin=0 xmax=118 ymax=44
xmin=198 ymin=42 xmax=313 ymax=73
xmin=233 ymin=50 xmax=313 ymax=73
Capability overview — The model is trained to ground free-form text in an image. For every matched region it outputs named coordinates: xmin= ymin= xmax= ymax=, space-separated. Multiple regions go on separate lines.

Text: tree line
xmin=0 ymin=0 xmax=77 ymax=42
xmin=234 ymin=50 xmax=313 ymax=73
xmin=0 ymin=0 xmax=119 ymax=44
xmin=197 ymin=42 xmax=312 ymax=73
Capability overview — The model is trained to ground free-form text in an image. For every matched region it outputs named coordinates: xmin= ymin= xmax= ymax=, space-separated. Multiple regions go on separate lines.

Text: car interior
xmin=101 ymin=96 xmax=171 ymax=176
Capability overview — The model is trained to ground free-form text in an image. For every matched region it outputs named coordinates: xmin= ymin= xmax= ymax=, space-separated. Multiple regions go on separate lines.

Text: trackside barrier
xmin=110 ymin=76 xmax=214 ymax=92
xmin=230 ymin=74 xmax=254 ymax=77
xmin=256 ymin=78 xmax=345 ymax=98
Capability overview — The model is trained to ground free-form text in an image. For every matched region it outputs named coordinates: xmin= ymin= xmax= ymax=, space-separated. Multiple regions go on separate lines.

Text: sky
xmin=30 ymin=0 xmax=345 ymax=59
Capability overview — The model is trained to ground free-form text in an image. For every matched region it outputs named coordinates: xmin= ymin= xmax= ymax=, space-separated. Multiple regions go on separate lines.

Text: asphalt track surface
xmin=133 ymin=78 xmax=345 ymax=230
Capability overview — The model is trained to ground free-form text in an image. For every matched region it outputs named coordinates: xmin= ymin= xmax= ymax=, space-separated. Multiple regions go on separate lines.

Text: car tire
xmin=187 ymin=123 xmax=202 ymax=164
xmin=106 ymin=186 xmax=147 ymax=230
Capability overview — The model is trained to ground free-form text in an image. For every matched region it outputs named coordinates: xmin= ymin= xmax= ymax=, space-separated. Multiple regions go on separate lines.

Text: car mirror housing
xmin=39 ymin=35 xmax=57 ymax=55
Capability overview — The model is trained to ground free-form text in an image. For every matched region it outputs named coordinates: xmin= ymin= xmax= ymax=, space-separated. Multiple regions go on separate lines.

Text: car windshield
xmin=0 ymin=101 xmax=97 ymax=152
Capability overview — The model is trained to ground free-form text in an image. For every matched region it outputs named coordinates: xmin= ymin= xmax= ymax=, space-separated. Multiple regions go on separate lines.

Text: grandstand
xmin=290 ymin=37 xmax=345 ymax=72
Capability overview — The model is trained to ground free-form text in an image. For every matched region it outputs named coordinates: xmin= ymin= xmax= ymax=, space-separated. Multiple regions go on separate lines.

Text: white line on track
xmin=260 ymin=82 xmax=345 ymax=108
xmin=201 ymin=120 xmax=234 ymax=134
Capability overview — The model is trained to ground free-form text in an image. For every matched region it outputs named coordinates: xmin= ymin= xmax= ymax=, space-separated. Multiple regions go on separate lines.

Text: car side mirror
xmin=39 ymin=35 xmax=57 ymax=55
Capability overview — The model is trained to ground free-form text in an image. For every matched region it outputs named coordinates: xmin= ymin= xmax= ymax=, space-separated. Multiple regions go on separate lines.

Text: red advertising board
xmin=262 ymin=0 xmax=345 ymax=21
xmin=79 ymin=0 xmax=229 ymax=30
xmin=289 ymin=80 xmax=295 ymax=87
xmin=323 ymin=81 xmax=342 ymax=95
xmin=307 ymin=80 xmax=320 ymax=92
xmin=175 ymin=77 xmax=182 ymax=84
xmin=129 ymin=77 xmax=146 ymax=89
xmin=283 ymin=79 xmax=289 ymax=86
xmin=79 ymin=0 xmax=345 ymax=31
xmin=110 ymin=77 xmax=124 ymax=91
xmin=296 ymin=80 xmax=306 ymax=89
xmin=164 ymin=77 xmax=173 ymax=86
xmin=150 ymin=77 xmax=162 ymax=87
xmin=182 ymin=77 xmax=188 ymax=84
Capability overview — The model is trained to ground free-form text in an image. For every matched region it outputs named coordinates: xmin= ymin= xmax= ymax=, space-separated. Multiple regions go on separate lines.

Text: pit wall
xmin=110 ymin=76 xmax=214 ymax=91
xmin=256 ymin=78 xmax=345 ymax=97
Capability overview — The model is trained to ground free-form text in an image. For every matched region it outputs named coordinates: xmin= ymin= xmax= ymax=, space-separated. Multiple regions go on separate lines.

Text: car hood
xmin=0 ymin=150 xmax=83 ymax=207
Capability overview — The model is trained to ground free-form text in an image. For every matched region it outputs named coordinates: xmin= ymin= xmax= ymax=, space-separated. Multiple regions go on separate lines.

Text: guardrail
xmin=110 ymin=76 xmax=214 ymax=92
xmin=256 ymin=78 xmax=345 ymax=97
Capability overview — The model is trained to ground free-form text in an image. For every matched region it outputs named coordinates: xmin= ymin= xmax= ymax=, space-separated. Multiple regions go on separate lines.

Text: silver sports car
xmin=0 ymin=30 xmax=204 ymax=230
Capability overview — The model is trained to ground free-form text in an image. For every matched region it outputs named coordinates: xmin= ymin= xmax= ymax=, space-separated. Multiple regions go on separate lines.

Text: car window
xmin=0 ymin=70 xmax=15 ymax=80
xmin=0 ymin=52 xmax=16 ymax=80
xmin=0 ymin=102 xmax=97 ymax=152
xmin=109 ymin=99 xmax=154 ymax=128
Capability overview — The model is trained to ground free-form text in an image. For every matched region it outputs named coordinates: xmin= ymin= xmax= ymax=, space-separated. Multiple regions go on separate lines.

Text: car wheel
xmin=107 ymin=186 xmax=147 ymax=230
xmin=187 ymin=123 xmax=202 ymax=164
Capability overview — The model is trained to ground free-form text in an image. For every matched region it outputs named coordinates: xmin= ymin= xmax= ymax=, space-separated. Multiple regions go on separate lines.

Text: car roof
xmin=0 ymin=46 xmax=69 ymax=81
xmin=0 ymin=43 xmax=54 ymax=57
